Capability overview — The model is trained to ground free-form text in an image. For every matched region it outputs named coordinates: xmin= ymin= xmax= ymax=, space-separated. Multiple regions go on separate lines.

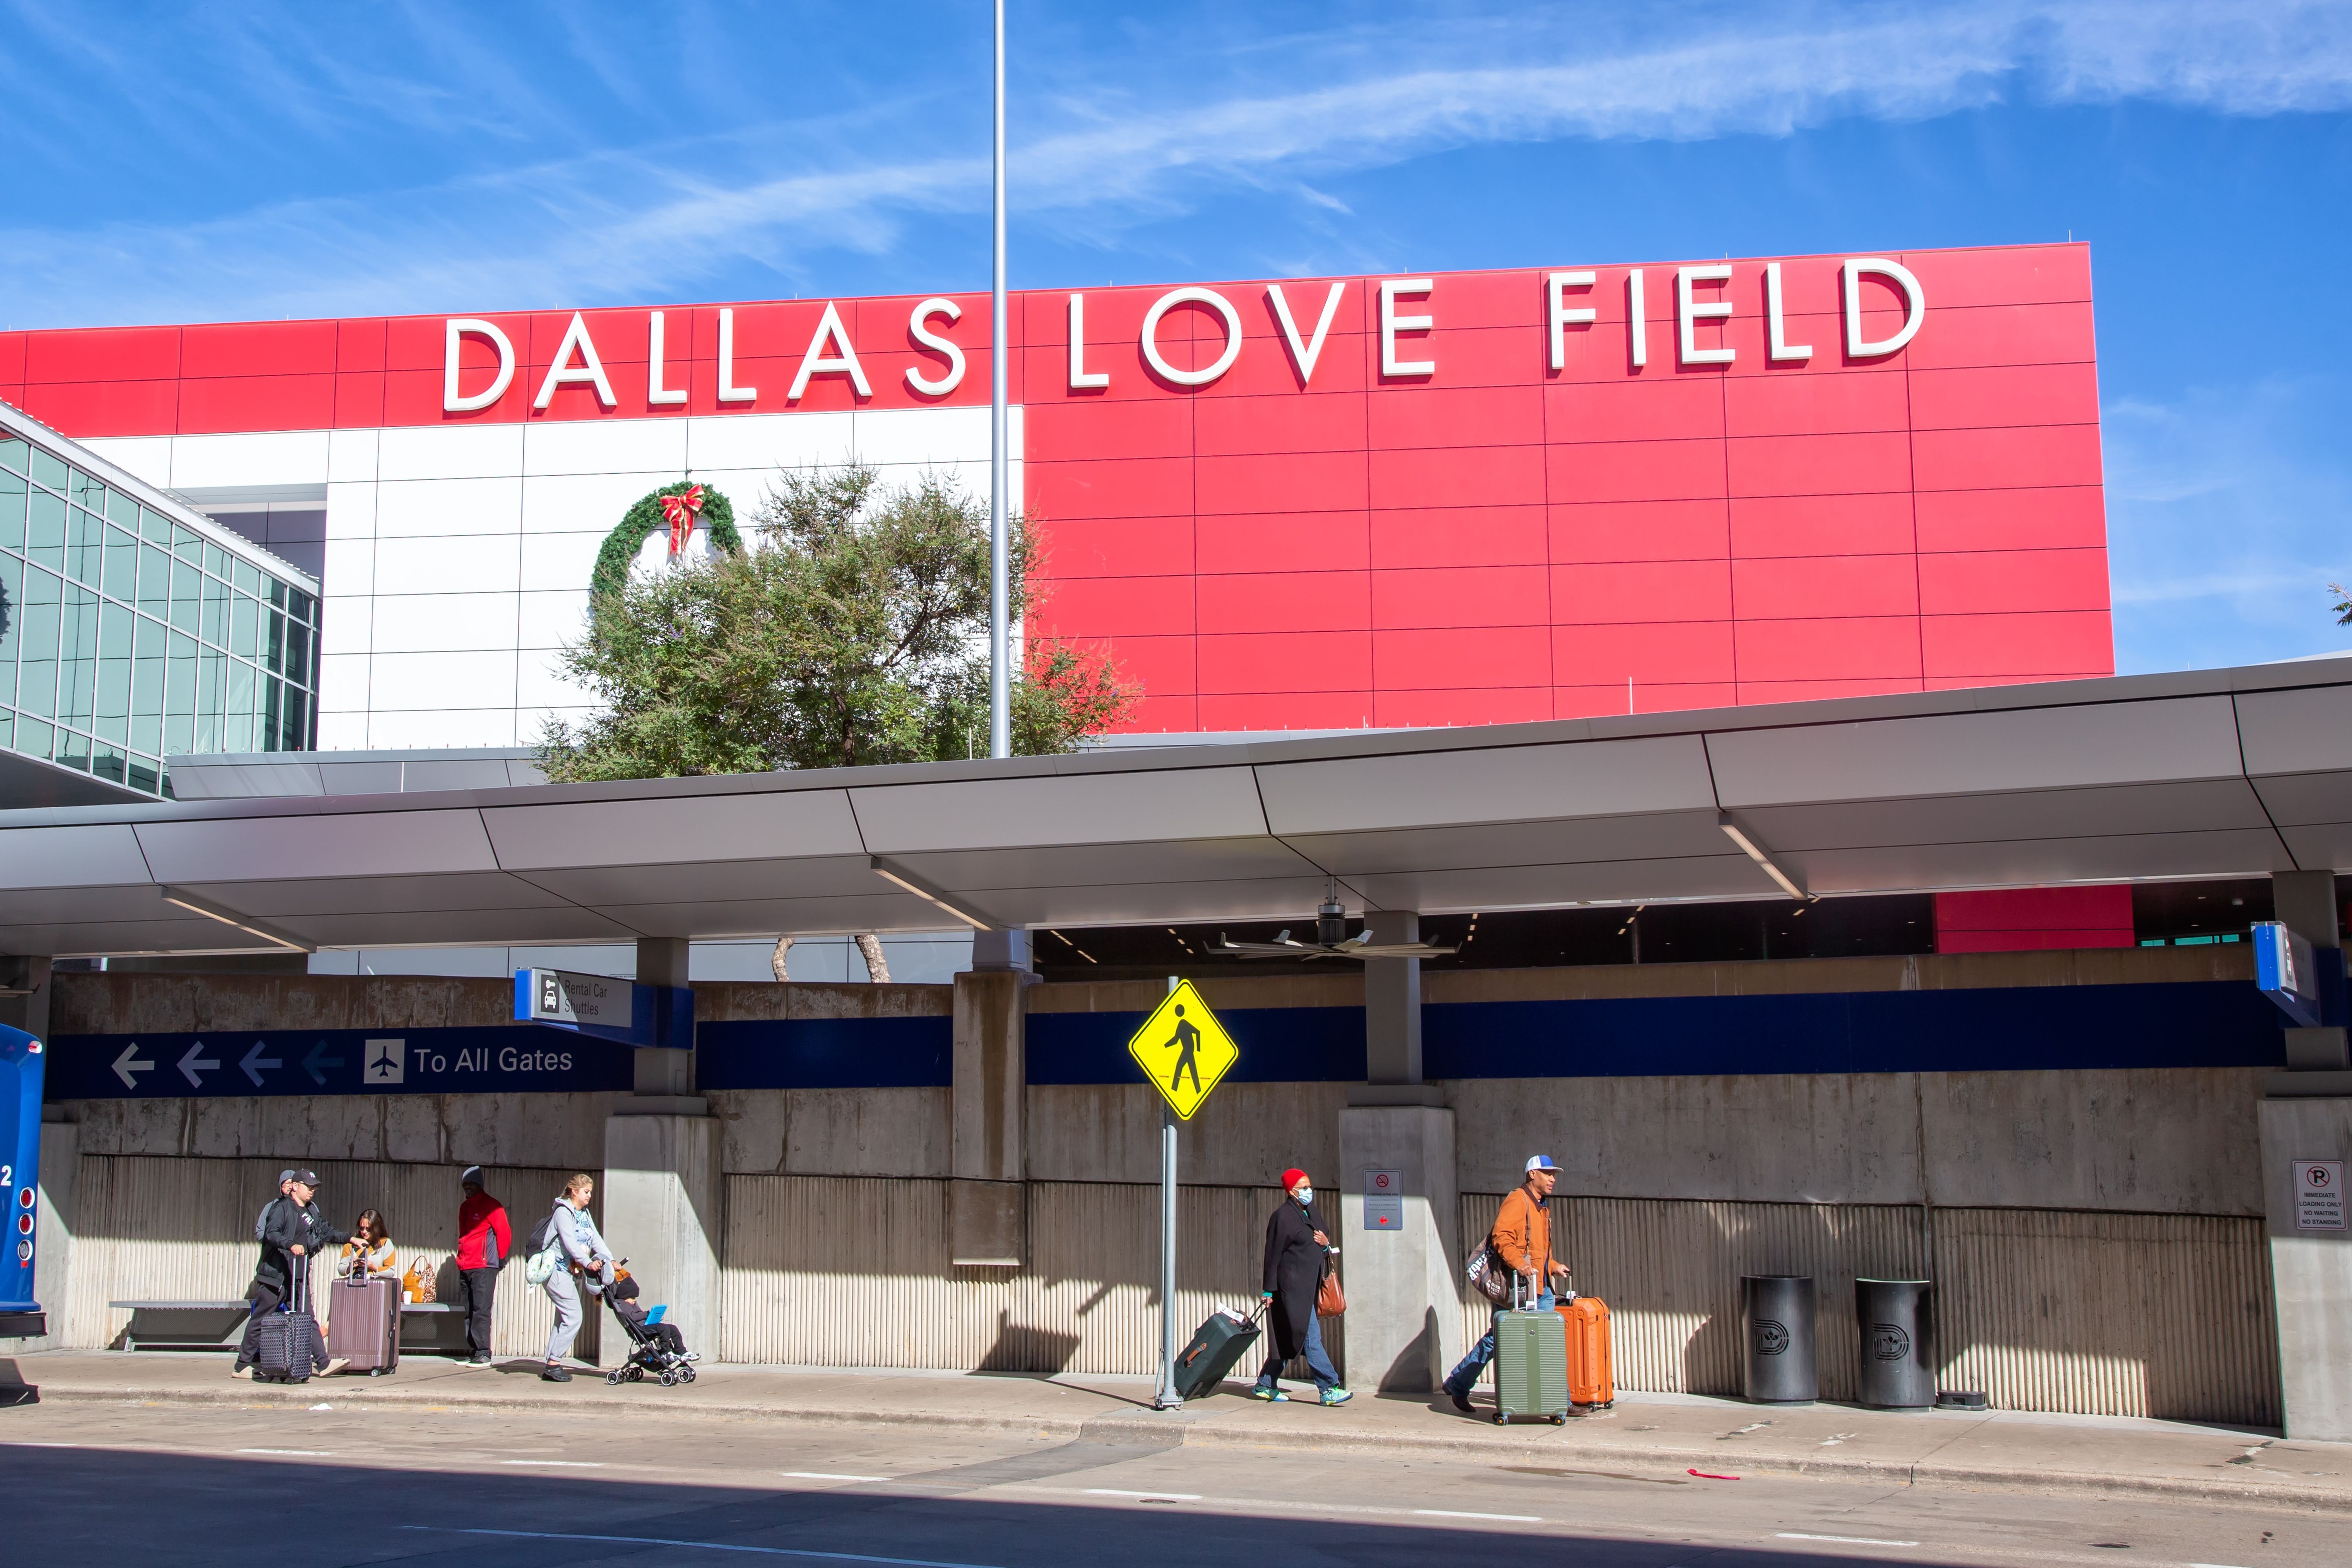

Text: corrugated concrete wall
xmin=65 ymin=1154 xmax=599 ymax=1362
xmin=1452 ymin=1192 xmax=2280 ymax=1425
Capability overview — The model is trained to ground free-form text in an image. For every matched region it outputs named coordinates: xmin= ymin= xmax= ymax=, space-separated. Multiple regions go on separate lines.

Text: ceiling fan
xmin=1211 ymin=883 xmax=1459 ymax=961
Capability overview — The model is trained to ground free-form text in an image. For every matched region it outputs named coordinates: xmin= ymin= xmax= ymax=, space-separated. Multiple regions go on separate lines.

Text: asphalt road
xmin=0 ymin=1396 xmax=2325 ymax=1568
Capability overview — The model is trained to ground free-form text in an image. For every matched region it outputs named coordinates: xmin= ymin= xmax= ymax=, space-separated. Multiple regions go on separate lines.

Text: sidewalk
xmin=7 ymin=1349 xmax=2348 ymax=1514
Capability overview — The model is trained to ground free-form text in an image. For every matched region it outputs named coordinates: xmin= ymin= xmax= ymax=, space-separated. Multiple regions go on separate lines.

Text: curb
xmin=26 ymin=1381 xmax=2350 ymax=1516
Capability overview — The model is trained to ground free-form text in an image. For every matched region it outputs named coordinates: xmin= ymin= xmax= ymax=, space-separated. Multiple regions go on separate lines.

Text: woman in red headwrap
xmin=1252 ymin=1167 xmax=1350 ymax=1405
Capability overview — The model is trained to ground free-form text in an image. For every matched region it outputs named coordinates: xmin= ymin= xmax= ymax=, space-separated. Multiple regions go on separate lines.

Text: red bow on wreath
xmin=659 ymin=485 xmax=706 ymax=557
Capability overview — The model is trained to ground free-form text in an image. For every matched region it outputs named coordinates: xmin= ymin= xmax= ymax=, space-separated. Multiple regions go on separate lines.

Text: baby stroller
xmin=600 ymin=1269 xmax=700 ymax=1387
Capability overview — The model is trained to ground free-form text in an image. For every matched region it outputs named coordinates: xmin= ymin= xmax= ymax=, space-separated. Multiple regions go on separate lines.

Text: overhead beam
xmin=158 ymin=885 xmax=317 ymax=952
xmin=1717 ymin=813 xmax=1812 ymax=903
xmin=868 ymin=856 xmax=999 ymax=930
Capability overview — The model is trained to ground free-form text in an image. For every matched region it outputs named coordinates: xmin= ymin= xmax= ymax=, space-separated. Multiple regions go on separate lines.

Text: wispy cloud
xmin=1 ymin=0 xmax=2348 ymax=325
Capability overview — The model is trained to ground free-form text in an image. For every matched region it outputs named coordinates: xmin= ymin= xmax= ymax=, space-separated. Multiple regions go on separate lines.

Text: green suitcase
xmin=1492 ymin=1278 xmax=1570 ymax=1424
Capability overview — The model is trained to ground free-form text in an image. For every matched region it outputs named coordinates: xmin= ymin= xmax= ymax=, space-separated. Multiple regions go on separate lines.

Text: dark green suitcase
xmin=1492 ymin=1280 xmax=1570 ymax=1424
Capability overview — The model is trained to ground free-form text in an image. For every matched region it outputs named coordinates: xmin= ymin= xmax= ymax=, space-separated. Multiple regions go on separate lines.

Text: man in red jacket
xmin=454 ymin=1166 xmax=512 ymax=1367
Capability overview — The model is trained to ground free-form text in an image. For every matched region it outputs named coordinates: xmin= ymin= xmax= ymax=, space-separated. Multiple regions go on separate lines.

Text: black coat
xmin=253 ymin=1196 xmax=350 ymax=1294
xmin=1261 ymin=1196 xmax=1331 ymax=1361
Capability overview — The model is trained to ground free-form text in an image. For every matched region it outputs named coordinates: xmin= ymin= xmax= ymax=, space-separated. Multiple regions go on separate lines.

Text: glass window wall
xmin=0 ymin=426 xmax=318 ymax=798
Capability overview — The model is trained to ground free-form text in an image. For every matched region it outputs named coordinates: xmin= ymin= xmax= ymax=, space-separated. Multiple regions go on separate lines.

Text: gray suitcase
xmin=252 ymin=1261 xmax=324 ymax=1383
xmin=1492 ymin=1275 xmax=1570 ymax=1424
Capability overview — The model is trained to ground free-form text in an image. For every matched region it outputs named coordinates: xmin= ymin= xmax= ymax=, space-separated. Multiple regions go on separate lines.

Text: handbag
xmin=1464 ymin=1239 xmax=1514 ymax=1306
xmin=1315 ymin=1256 xmax=1345 ymax=1317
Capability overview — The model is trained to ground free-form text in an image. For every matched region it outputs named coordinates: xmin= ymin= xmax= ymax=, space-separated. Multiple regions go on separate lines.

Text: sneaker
xmin=1248 ymin=1385 xmax=1289 ymax=1402
xmin=463 ymin=1354 xmax=492 ymax=1369
xmin=1320 ymin=1387 xmax=1354 ymax=1406
xmin=230 ymin=1364 xmax=254 ymax=1381
xmin=1448 ymin=1388 xmax=1473 ymax=1414
xmin=541 ymin=1363 xmax=572 ymax=1383
xmin=321 ymin=1358 xmax=351 ymax=1376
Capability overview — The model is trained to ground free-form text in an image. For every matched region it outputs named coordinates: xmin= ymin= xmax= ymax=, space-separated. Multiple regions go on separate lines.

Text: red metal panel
xmin=1549 ymin=439 xmax=1727 ymax=504
xmin=1078 ymin=634 xmax=1196 ymax=699
xmin=1038 ymin=575 xmax=1196 ymax=637
xmin=24 ymin=325 xmax=179 ymax=384
xmin=177 ymin=374 xmax=336 ymax=434
xmin=1723 ymin=368 xmax=1907 ymax=437
xmin=1194 ymin=392 xmax=1365 ymax=455
xmin=1919 ymin=548 xmax=2110 ymax=615
xmin=1546 ymin=376 xmax=1724 ymax=442
xmin=18 ymin=379 xmax=179 ymax=438
xmin=1375 ymin=686 xmax=1552 ymax=727
xmin=1731 ymin=494 xmax=1915 ymax=558
xmin=1374 ymin=626 xmax=1550 ymax=687
xmin=1371 ymin=505 xmax=1547 ymax=569
xmin=1552 ymin=560 xmax=1733 ymax=624
xmin=1370 ymin=565 xmax=1550 ymax=629
xmin=1920 ymin=610 xmax=2114 ymax=678
xmin=1726 ymin=430 xmax=1912 ymax=498
xmin=1907 ymin=363 xmax=2100 ymax=430
xmin=1552 ymin=621 xmax=1735 ymax=685
xmin=182 ymin=321 xmax=336 ymax=379
xmin=336 ymin=318 xmax=388 ymax=373
xmin=1032 ymin=514 xmax=1195 ymax=579
xmin=1196 ymin=510 xmax=1369 ymax=575
xmin=1196 ymin=630 xmax=1372 ymax=693
xmin=1198 ymin=570 xmax=1368 ymax=634
xmin=1195 ymin=449 xmax=1367 ymax=513
xmin=1913 ymin=424 xmax=2103 ymax=492
xmin=1022 ymin=396 xmax=1192 ymax=461
xmin=1902 ymin=301 xmax=2096 ymax=370
xmin=1934 ymin=883 xmax=2132 ymax=953
xmin=1902 ymin=244 xmax=2091 ymax=309
xmin=1198 ymin=692 xmax=1373 ymax=731
xmin=1128 ymin=691 xmax=1201 ymax=731
xmin=0 ymin=332 xmax=24 ymax=384
xmin=1029 ymin=456 xmax=1197 ymax=519
xmin=1368 ymin=384 xmax=1544 ymax=449
xmin=1913 ymin=486 xmax=2105 ymax=553
xmin=1550 ymin=499 xmax=1729 ymax=562
xmin=1734 ymin=555 xmax=1920 ymax=619
xmin=1371 ymin=444 xmax=1544 ymax=510
xmin=1737 ymin=677 xmax=1925 ymax=705
xmin=1735 ymin=616 xmax=1924 ymax=682
xmin=334 ymin=372 xmax=386 ymax=430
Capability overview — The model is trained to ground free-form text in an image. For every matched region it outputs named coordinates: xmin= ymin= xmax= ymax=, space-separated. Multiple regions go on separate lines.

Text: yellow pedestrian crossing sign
xmin=1127 ymin=980 xmax=1239 ymax=1120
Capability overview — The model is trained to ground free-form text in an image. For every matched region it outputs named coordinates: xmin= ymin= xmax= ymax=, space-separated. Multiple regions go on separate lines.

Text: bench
xmin=110 ymin=1298 xmax=473 ymax=1355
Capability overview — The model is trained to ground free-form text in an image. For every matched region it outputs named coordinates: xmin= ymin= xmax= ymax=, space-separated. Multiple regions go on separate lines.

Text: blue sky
xmin=1 ymin=0 xmax=2347 ymax=670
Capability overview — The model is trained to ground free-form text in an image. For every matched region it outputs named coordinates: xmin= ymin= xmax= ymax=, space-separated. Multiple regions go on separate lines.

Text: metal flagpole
xmin=1155 ymin=975 xmax=1182 ymax=1409
xmin=987 ymin=0 xmax=1011 ymax=761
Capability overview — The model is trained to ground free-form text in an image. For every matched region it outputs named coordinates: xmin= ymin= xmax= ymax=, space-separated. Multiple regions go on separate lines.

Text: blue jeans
xmin=1256 ymin=1310 xmax=1341 ymax=1393
xmin=1444 ymin=1290 xmax=1554 ymax=1395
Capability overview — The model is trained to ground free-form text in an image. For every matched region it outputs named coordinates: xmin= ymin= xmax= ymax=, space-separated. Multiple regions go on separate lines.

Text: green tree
xmin=537 ymin=463 xmax=1139 ymax=782
xmin=2332 ymin=581 xmax=2351 ymax=627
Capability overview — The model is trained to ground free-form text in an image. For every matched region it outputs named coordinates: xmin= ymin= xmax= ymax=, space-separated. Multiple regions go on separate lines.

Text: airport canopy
xmin=0 ymin=655 xmax=2347 ymax=958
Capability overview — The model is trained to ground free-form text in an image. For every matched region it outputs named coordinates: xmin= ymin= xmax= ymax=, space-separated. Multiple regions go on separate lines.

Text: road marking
xmin=784 ymin=1472 xmax=890 ymax=1483
xmin=1083 ymin=1488 xmax=1202 ymax=1501
xmin=403 ymin=1525 xmax=1000 ymax=1567
xmin=2190 ymin=1563 xmax=2256 ymax=1567
xmin=237 ymin=1448 xmax=333 ymax=1457
xmin=498 ymin=1459 xmax=607 ymax=1468
xmin=1776 ymin=1534 xmax=1921 ymax=1548
xmin=1415 ymin=1509 xmax=1543 ymax=1523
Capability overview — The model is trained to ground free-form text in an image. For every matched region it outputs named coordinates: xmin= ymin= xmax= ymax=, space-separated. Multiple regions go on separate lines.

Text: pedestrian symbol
xmin=1126 ymin=980 xmax=1239 ymax=1120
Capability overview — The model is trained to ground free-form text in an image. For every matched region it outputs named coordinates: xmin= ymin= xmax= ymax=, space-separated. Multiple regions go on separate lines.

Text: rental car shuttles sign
xmin=1127 ymin=981 xmax=1239 ymax=1120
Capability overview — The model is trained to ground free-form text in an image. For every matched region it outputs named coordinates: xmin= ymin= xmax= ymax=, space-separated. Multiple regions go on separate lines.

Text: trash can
xmin=1855 ymin=1278 xmax=1933 ymax=1410
xmin=1740 ymin=1274 xmax=1816 ymax=1403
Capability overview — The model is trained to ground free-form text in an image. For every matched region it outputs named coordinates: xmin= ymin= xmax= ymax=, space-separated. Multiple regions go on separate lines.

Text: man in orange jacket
xmin=1444 ymin=1154 xmax=1571 ymax=1413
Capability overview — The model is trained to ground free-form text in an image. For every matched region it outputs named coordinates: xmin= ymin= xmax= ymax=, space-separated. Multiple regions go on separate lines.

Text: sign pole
xmin=1155 ymin=974 xmax=1181 ymax=1410
xmin=986 ymin=0 xmax=1010 ymax=760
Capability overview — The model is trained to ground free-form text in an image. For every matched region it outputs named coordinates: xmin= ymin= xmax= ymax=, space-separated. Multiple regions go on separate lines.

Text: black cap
xmin=281 ymin=1168 xmax=319 ymax=1187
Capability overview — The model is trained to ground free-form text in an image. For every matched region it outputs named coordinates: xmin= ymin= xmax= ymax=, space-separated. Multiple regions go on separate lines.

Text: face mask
xmin=1294 ymin=1187 xmax=1313 ymax=1205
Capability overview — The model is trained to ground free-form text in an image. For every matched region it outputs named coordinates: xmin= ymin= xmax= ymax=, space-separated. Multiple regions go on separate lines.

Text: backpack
xmin=254 ymin=1196 xmax=285 ymax=1243
xmin=522 ymin=1205 xmax=565 ymax=1286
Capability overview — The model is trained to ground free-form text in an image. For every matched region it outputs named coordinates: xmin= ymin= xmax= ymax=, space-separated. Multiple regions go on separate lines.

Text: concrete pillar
xmin=601 ymin=1111 xmax=721 ymax=1365
xmin=2258 ymin=1095 xmax=2352 ymax=1439
xmin=1336 ymin=1105 xmax=1461 ymax=1390
xmin=25 ymin=1118 xmax=78 ymax=1352
xmin=0 ymin=956 xmax=52 ymax=1043
xmin=633 ymin=938 xmax=695 ymax=1098
xmin=2273 ymin=871 xmax=2347 ymax=1073
xmin=950 ymin=957 xmax=1027 ymax=1266
xmin=1364 ymin=911 xmax=1423 ymax=1086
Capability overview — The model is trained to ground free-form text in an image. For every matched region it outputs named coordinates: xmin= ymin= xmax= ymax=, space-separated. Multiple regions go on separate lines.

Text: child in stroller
xmin=601 ymin=1269 xmax=699 ymax=1386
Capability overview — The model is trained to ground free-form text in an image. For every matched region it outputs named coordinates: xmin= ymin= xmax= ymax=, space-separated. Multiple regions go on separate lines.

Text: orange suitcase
xmin=1559 ymin=1294 xmax=1614 ymax=1408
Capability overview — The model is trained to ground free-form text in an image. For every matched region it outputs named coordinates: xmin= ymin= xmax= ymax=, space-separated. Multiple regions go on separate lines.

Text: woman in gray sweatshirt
xmin=541 ymin=1172 xmax=616 ymax=1382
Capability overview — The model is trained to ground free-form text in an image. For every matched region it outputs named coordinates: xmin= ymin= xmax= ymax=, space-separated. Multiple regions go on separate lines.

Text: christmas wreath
xmin=590 ymin=481 xmax=746 ymax=600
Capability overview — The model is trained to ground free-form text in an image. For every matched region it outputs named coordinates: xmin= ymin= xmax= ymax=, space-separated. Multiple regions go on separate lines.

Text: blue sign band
xmin=44 ymin=1026 xmax=634 ymax=1100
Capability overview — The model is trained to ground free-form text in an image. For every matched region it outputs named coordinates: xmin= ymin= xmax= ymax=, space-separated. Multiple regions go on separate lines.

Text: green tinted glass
xmin=102 ymin=525 xmax=137 ymax=600
xmin=230 ymin=591 xmax=258 ymax=658
xmin=0 ymin=468 xmax=24 ymax=551
xmin=168 ymin=558 xmax=199 ymax=632
xmin=127 ymin=754 xmax=160 ymax=795
xmin=265 ymin=607 xmax=285 ymax=675
xmin=225 ymin=659 xmax=255 ymax=752
xmin=27 ymin=490 xmax=64 ymax=572
xmin=164 ymin=630 xmax=197 ymax=755
xmin=95 ymin=601 xmax=132 ymax=745
xmin=285 ymin=618 xmax=312 ymax=688
xmin=15 ymin=565 xmax=61 ymax=719
xmin=261 ymin=673 xmax=283 ymax=751
xmin=0 ymin=436 xmax=26 ymax=474
xmin=130 ymin=615 xmax=166 ymax=755
xmin=200 ymin=573 xmax=229 ymax=647
xmin=136 ymin=543 xmax=170 ymax=619
xmin=58 ymin=585 xmax=98 ymax=728
xmin=0 ymin=553 xmax=19 ymax=708
xmin=66 ymin=469 xmax=97 ymax=510
xmin=172 ymin=525 xmax=202 ymax=563
xmin=138 ymin=506 xmax=172 ymax=546
xmin=64 ymin=507 xmax=102 ymax=587
xmin=203 ymin=543 xmax=228 ymax=579
xmin=194 ymin=648 xmax=225 ymax=751
xmin=232 ymin=557 xmax=261 ymax=595
xmin=28 ymin=448 xmax=67 ymax=493
xmin=103 ymin=486 xmax=138 ymax=527
xmin=90 ymin=741 xmax=127 ymax=786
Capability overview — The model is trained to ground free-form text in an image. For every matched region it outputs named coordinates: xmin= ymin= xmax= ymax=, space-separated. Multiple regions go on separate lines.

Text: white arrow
xmin=178 ymin=1041 xmax=220 ymax=1089
xmin=112 ymin=1045 xmax=153 ymax=1090
xmin=239 ymin=1040 xmax=282 ymax=1087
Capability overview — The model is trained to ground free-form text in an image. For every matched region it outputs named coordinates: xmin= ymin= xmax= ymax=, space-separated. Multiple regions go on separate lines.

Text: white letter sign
xmin=1765 ymin=262 xmax=1812 ymax=363
xmin=1548 ymin=270 xmax=1597 ymax=371
xmin=788 ymin=301 xmax=873 ymax=401
xmin=1844 ymin=258 xmax=1927 ymax=358
xmin=1140 ymin=287 xmax=1243 ymax=387
xmin=532 ymin=312 xmax=617 ymax=410
xmin=1628 ymin=269 xmax=1648 ymax=369
xmin=647 ymin=310 xmax=687 ymax=405
xmin=905 ymin=297 xmax=966 ymax=396
xmin=717 ymin=307 xmax=757 ymax=403
xmin=1267 ymin=281 xmax=1345 ymax=387
xmin=443 ymin=318 xmax=515 ymax=412
xmin=1677 ymin=265 xmax=1735 ymax=366
xmin=1380 ymin=278 xmax=1435 ymax=377
xmin=1068 ymin=293 xmax=1109 ymax=390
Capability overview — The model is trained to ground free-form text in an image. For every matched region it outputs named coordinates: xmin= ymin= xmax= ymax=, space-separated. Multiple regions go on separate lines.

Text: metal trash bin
xmin=1740 ymin=1274 xmax=1816 ymax=1403
xmin=1855 ymin=1278 xmax=1933 ymax=1409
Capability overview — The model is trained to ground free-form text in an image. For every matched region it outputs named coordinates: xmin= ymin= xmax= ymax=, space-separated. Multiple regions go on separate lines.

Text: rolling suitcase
xmin=327 ymin=1274 xmax=401 ymax=1376
xmin=1173 ymin=1305 xmax=1263 ymax=1400
xmin=1492 ymin=1276 xmax=1570 ymax=1425
xmin=1559 ymin=1294 xmax=1615 ymax=1409
xmin=252 ymin=1262 xmax=325 ymax=1384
